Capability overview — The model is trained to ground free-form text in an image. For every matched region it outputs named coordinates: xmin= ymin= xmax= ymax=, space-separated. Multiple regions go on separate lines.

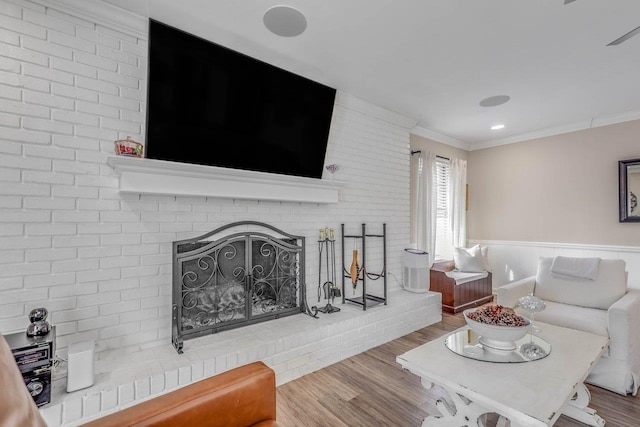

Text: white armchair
xmin=498 ymin=257 xmax=640 ymax=395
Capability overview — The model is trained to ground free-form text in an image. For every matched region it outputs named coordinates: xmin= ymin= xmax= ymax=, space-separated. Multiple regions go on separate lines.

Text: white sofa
xmin=497 ymin=257 xmax=640 ymax=395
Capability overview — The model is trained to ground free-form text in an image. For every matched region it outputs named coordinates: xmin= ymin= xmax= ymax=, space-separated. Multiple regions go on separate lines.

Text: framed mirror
xmin=619 ymin=158 xmax=640 ymax=222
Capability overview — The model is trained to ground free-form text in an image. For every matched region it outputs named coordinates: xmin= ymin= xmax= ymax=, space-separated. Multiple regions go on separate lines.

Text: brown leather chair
xmin=83 ymin=361 xmax=281 ymax=427
xmin=0 ymin=334 xmax=47 ymax=427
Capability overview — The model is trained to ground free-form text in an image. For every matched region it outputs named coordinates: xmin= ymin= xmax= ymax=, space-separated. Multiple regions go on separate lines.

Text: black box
xmin=5 ymin=327 xmax=55 ymax=407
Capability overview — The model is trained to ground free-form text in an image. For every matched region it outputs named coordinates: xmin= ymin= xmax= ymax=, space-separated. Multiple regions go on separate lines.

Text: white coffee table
xmin=396 ymin=322 xmax=609 ymax=427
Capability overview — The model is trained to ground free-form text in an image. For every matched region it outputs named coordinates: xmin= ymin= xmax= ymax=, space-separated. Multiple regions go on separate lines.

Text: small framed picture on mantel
xmin=114 ymin=136 xmax=144 ymax=158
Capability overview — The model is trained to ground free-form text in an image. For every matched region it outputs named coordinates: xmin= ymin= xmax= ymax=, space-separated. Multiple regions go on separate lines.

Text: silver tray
xmin=445 ymin=328 xmax=552 ymax=363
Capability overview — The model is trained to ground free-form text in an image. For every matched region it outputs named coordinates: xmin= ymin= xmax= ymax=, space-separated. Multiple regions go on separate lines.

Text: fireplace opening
xmin=172 ymin=221 xmax=307 ymax=353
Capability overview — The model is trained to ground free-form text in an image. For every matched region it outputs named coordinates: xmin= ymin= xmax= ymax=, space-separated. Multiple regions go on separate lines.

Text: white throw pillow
xmin=480 ymin=245 xmax=491 ymax=272
xmin=453 ymin=245 xmax=485 ymax=272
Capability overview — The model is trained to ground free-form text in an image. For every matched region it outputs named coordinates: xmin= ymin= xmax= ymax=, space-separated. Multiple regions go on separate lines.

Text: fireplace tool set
xmin=316 ymin=227 xmax=341 ymax=314
xmin=316 ymin=223 xmax=388 ymax=313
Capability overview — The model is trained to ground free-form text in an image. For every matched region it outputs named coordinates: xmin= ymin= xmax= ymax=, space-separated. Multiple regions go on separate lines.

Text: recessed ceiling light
xmin=263 ymin=6 xmax=307 ymax=37
xmin=479 ymin=95 xmax=511 ymax=107
xmin=491 ymin=124 xmax=505 ymax=130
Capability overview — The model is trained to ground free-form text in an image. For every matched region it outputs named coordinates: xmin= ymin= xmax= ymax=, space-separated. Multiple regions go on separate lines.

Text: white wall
xmin=467 ymin=120 xmax=640 ymax=246
xmin=0 ymin=0 xmax=415 ymax=357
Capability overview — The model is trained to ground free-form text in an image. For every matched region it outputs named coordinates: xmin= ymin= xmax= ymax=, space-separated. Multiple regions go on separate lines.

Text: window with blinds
xmin=434 ymin=157 xmax=453 ymax=260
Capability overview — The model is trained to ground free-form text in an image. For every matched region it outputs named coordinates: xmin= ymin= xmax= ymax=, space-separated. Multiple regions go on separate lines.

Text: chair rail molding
xmin=107 ymin=156 xmax=344 ymax=204
xmin=469 ymin=239 xmax=640 ymax=254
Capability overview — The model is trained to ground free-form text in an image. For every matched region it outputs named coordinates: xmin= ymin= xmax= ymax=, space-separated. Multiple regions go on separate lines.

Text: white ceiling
xmin=101 ymin=0 xmax=640 ymax=149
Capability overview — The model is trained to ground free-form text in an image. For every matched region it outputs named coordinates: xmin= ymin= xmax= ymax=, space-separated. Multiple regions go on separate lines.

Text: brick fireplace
xmin=0 ymin=0 xmax=415 ymax=364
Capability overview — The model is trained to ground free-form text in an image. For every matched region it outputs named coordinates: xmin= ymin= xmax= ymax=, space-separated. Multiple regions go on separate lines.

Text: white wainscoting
xmin=469 ymin=240 xmax=640 ymax=291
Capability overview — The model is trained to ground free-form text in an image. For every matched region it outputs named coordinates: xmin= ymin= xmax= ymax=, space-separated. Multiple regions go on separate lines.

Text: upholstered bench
xmin=430 ymin=260 xmax=493 ymax=313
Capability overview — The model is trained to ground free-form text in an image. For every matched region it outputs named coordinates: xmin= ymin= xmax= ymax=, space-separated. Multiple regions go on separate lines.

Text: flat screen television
xmin=145 ymin=19 xmax=337 ymax=180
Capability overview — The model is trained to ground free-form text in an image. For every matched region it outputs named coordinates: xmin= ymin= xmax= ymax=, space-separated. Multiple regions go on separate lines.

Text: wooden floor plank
xmin=276 ymin=310 xmax=640 ymax=427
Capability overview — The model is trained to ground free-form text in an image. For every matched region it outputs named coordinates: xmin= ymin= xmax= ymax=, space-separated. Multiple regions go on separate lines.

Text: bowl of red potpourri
xmin=463 ymin=304 xmax=531 ymax=352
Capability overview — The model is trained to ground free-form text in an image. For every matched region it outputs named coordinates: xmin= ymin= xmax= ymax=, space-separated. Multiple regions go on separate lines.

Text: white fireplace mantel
xmin=107 ymin=156 xmax=343 ymax=203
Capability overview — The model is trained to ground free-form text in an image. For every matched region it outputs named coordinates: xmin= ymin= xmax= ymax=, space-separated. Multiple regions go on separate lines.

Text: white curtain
xmin=449 ymin=157 xmax=467 ymax=249
xmin=415 ymin=151 xmax=437 ymax=266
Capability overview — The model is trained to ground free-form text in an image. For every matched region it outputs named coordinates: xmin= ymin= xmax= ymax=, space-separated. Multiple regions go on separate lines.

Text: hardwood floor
xmin=276 ymin=311 xmax=639 ymax=426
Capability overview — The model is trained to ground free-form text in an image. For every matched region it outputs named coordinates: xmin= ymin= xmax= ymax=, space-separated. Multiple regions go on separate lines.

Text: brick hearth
xmin=41 ymin=290 xmax=441 ymax=426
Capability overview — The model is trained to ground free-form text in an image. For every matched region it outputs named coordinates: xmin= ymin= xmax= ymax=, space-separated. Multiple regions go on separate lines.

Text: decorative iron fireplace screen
xmin=172 ymin=221 xmax=306 ymax=353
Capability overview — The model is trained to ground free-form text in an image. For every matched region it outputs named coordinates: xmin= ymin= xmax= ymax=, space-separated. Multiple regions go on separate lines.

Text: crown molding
xmin=336 ymin=92 xmax=418 ymax=130
xmin=470 ymin=109 xmax=640 ymax=151
xmin=469 ymin=120 xmax=592 ymax=151
xmin=29 ymin=0 xmax=148 ymax=39
xmin=411 ymin=108 xmax=640 ymax=152
xmin=591 ymin=109 xmax=640 ymax=128
xmin=410 ymin=126 xmax=471 ymax=151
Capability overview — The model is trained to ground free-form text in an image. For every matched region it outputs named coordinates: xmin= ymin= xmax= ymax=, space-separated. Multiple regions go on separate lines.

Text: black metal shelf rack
xmin=341 ymin=223 xmax=387 ymax=310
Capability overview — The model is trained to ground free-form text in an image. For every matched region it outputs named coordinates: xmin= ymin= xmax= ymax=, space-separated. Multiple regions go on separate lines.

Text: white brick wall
xmin=0 ymin=0 xmax=414 ymax=357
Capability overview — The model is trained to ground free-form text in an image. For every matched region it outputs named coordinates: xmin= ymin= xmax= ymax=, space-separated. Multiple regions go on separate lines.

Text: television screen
xmin=145 ymin=20 xmax=336 ymax=179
